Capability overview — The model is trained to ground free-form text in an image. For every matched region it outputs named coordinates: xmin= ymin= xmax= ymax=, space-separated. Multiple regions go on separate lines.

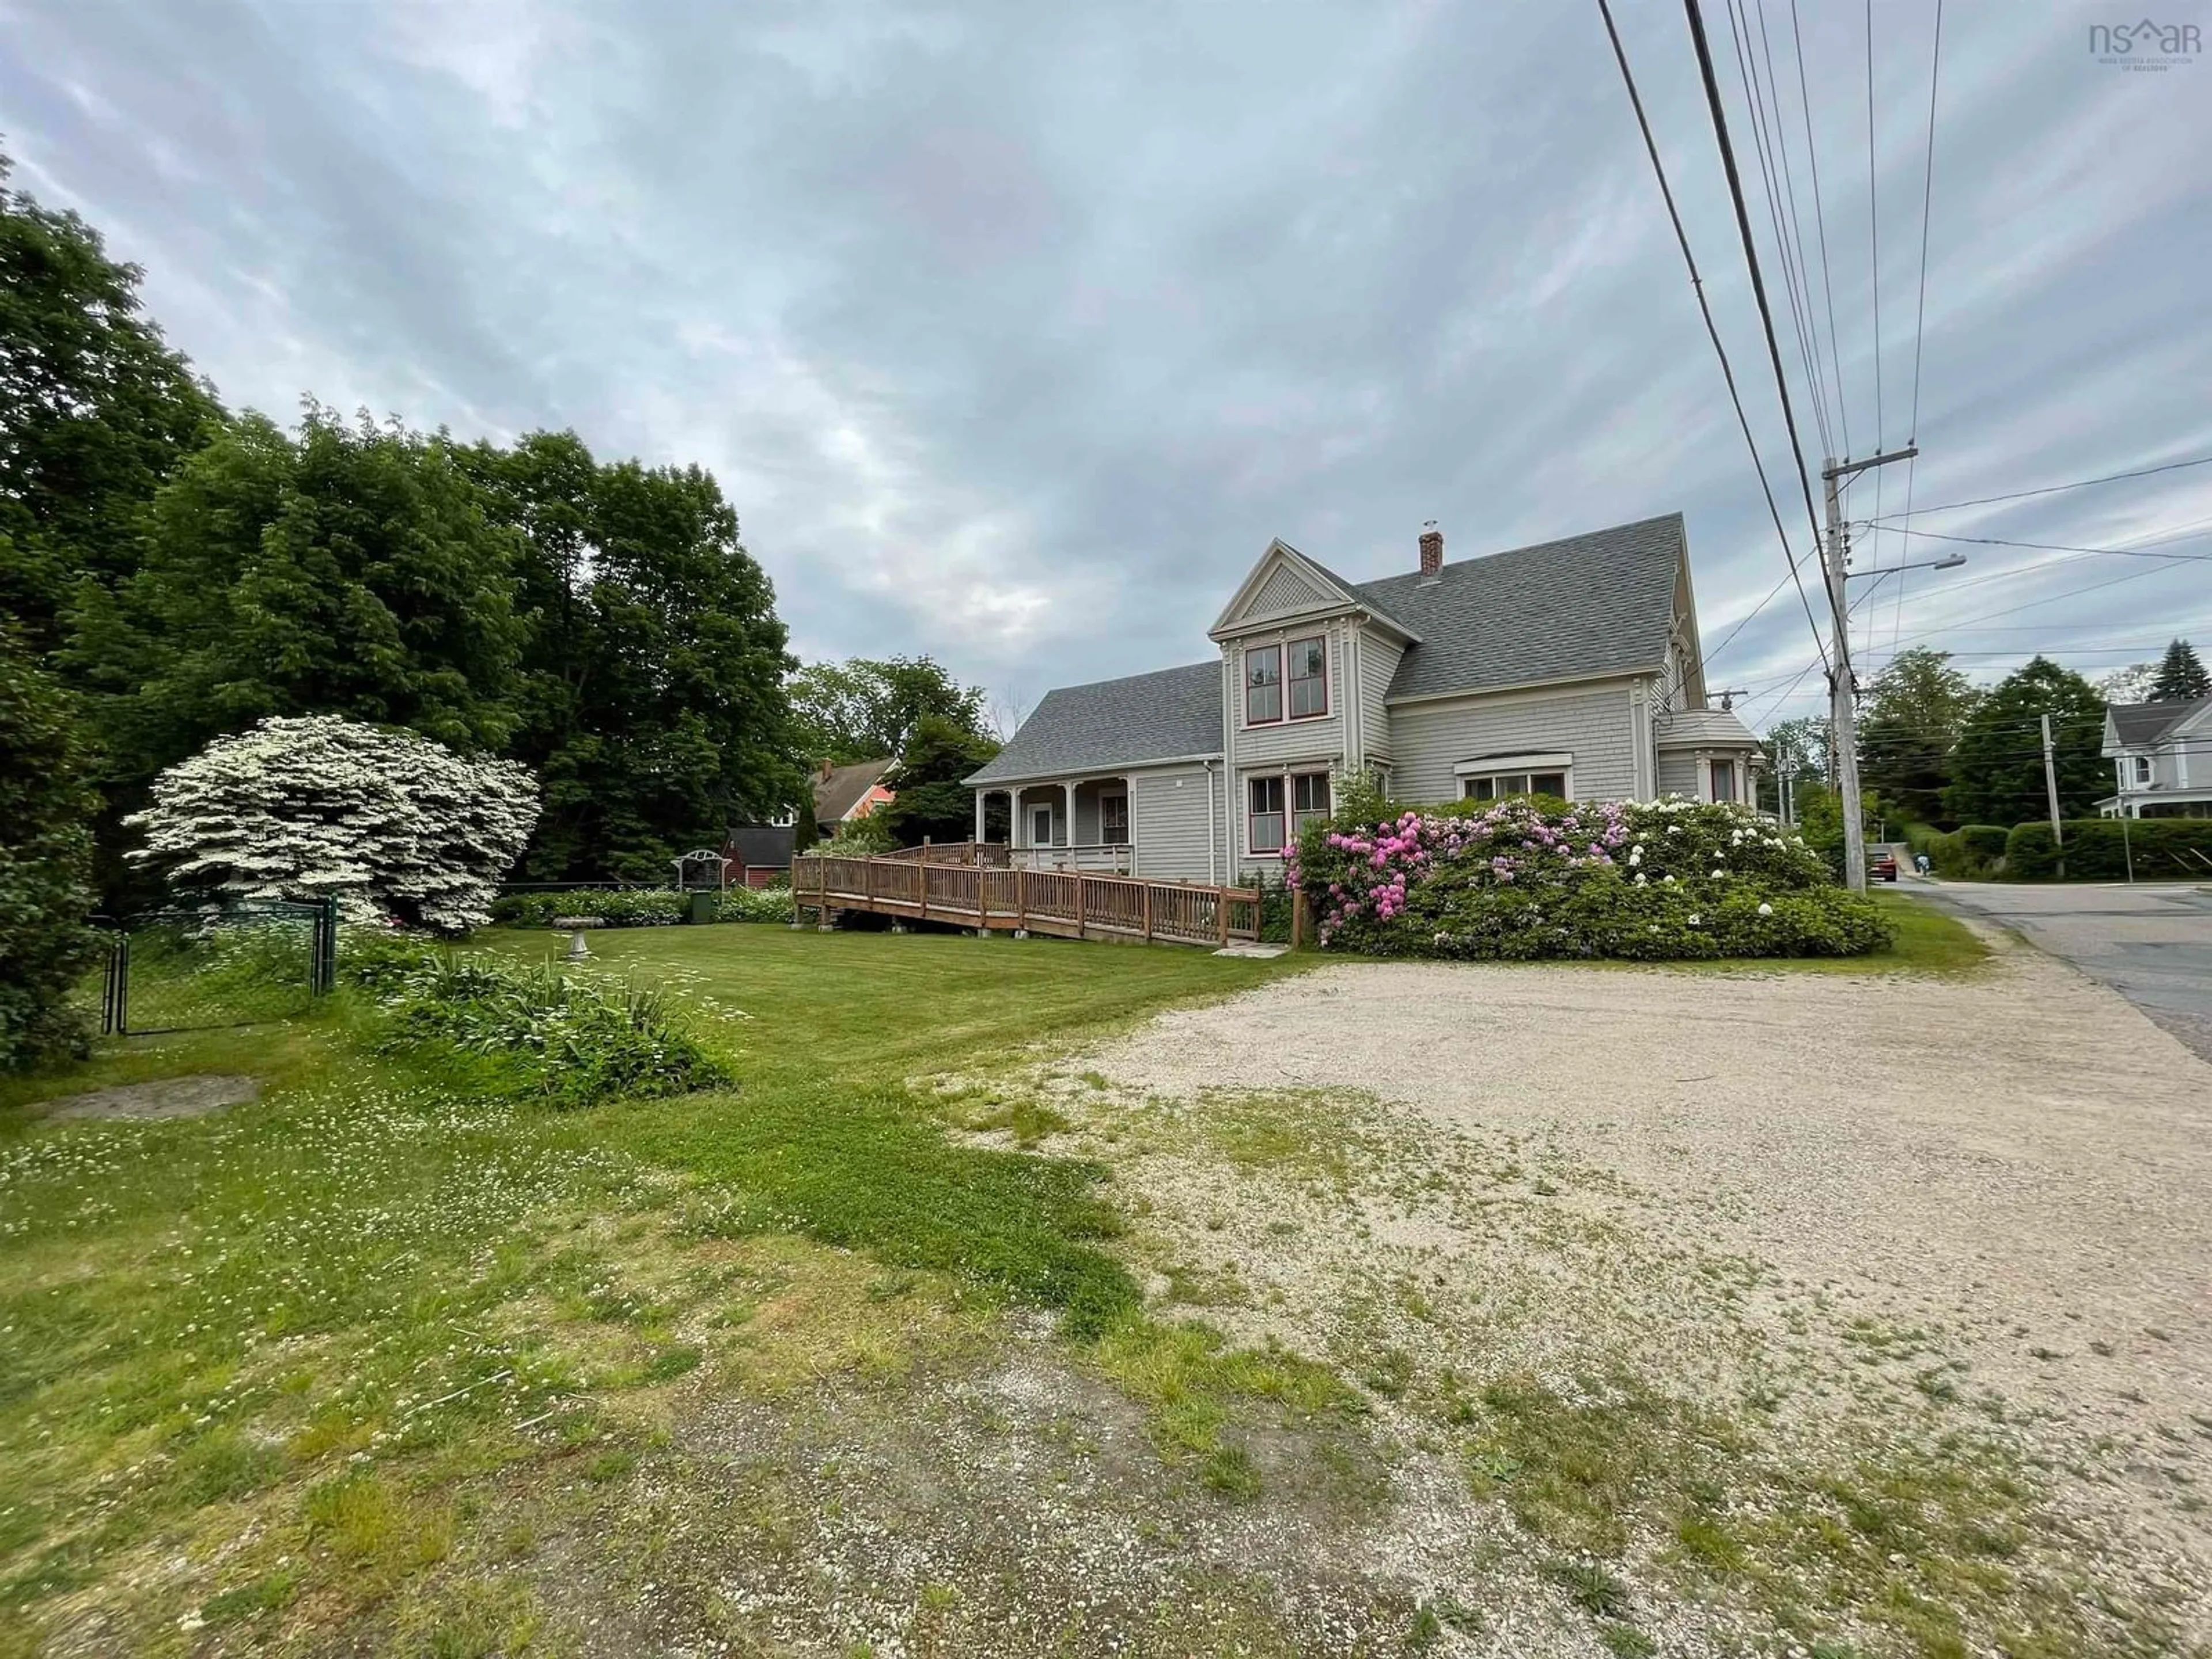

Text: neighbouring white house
xmin=964 ymin=515 xmax=1765 ymax=884
xmin=2099 ymin=695 xmax=2212 ymax=819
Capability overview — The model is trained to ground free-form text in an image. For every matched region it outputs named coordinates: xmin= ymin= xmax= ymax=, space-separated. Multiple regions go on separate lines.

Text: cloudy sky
xmin=6 ymin=0 xmax=2209 ymax=729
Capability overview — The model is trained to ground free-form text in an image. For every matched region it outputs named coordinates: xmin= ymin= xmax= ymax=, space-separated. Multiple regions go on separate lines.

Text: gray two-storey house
xmin=2100 ymin=696 xmax=2212 ymax=819
xmin=964 ymin=514 xmax=1765 ymax=886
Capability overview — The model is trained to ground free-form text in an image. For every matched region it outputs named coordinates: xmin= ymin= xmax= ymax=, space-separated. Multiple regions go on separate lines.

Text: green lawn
xmin=0 ymin=927 xmax=1302 ymax=1654
xmin=0 ymin=912 xmax=1998 ymax=1654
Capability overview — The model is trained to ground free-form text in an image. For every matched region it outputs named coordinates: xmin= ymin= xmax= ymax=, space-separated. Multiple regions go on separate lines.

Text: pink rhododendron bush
xmin=1292 ymin=796 xmax=1892 ymax=961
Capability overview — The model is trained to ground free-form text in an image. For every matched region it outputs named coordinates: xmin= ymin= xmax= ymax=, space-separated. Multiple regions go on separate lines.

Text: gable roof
xmin=965 ymin=661 xmax=1223 ymax=786
xmin=1354 ymin=514 xmax=1687 ymax=700
xmin=1210 ymin=537 xmax=1416 ymax=641
xmin=2108 ymin=696 xmax=2212 ymax=748
xmin=725 ymin=824 xmax=794 ymax=868
xmin=812 ymin=757 xmax=895 ymax=821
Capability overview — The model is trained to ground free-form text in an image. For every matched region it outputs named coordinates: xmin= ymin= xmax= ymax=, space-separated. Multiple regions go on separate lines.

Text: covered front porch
xmin=972 ymin=777 xmax=1135 ymax=873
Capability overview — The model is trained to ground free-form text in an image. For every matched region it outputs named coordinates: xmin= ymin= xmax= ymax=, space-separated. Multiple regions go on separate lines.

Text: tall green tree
xmin=464 ymin=431 xmax=804 ymax=881
xmin=0 ymin=623 xmax=103 ymax=1067
xmin=1944 ymin=657 xmax=2105 ymax=827
xmin=74 ymin=406 xmax=527 ymax=794
xmin=0 ymin=154 xmax=221 ymax=652
xmin=876 ymin=715 xmax=1002 ymax=847
xmin=2149 ymin=638 xmax=2211 ymax=702
xmin=789 ymin=656 xmax=987 ymax=763
xmin=1857 ymin=647 xmax=1983 ymax=827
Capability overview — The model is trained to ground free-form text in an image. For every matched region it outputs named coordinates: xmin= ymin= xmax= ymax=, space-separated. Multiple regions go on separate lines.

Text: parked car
xmin=1869 ymin=852 xmax=1899 ymax=882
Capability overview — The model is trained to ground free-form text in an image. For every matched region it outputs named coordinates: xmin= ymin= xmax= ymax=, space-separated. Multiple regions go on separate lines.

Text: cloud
xmin=4 ymin=0 xmax=2209 ymax=718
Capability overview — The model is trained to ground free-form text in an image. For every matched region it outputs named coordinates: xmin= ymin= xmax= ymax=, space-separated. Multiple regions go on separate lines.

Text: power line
xmin=1751 ymin=0 xmax=1843 ymax=454
xmin=1597 ymin=0 xmax=1832 ymax=674
xmin=1868 ymin=453 xmax=2212 ymax=521
xmin=1861 ymin=0 xmax=1887 ymax=657
xmin=1785 ymin=0 xmax=1850 ymax=458
xmin=1724 ymin=0 xmax=1833 ymax=457
xmin=1891 ymin=0 xmax=1944 ymax=653
xmin=1879 ymin=525 xmax=2212 ymax=563
xmin=1681 ymin=0 xmax=1831 ymax=566
xmin=1701 ymin=565 xmax=1800 ymax=672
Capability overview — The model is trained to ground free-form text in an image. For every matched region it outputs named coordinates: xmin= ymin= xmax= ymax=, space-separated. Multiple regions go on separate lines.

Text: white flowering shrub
xmin=127 ymin=715 xmax=540 ymax=933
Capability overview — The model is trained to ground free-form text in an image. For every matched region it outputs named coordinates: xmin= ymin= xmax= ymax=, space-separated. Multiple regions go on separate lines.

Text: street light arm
xmin=1843 ymin=553 xmax=1967 ymax=579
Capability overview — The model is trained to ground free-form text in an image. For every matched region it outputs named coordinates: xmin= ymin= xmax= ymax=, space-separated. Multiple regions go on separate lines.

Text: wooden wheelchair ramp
xmin=791 ymin=847 xmax=1262 ymax=947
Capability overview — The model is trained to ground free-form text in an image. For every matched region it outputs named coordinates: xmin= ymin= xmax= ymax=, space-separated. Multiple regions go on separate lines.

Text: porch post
xmin=1124 ymin=774 xmax=1136 ymax=875
xmin=1063 ymin=780 xmax=1077 ymax=847
xmin=974 ymin=789 xmax=986 ymax=846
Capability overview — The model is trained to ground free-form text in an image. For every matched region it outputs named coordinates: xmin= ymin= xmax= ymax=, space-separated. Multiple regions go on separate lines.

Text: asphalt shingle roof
xmin=1354 ymin=514 xmax=1685 ymax=700
xmin=2108 ymin=697 xmax=2212 ymax=747
xmin=1654 ymin=706 xmax=1763 ymax=748
xmin=964 ymin=514 xmax=1691 ymax=785
xmin=965 ymin=661 xmax=1224 ymax=785
xmin=725 ymin=824 xmax=794 ymax=868
xmin=811 ymin=757 xmax=894 ymax=821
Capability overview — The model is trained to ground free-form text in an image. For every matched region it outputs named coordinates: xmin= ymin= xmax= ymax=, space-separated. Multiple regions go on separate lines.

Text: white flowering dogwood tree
xmin=128 ymin=715 xmax=540 ymax=932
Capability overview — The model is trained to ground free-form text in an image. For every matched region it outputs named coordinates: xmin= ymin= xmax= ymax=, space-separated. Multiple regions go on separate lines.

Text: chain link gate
xmin=100 ymin=897 xmax=339 ymax=1037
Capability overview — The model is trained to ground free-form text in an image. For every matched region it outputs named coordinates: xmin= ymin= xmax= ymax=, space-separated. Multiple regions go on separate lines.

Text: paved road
xmin=1904 ymin=878 xmax=2212 ymax=1063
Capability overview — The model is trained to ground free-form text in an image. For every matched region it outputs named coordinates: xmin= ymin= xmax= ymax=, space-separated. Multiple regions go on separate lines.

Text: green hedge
xmin=491 ymin=885 xmax=793 ymax=928
xmin=2004 ymin=819 xmax=2212 ymax=881
xmin=1922 ymin=824 xmax=2010 ymax=878
xmin=492 ymin=889 xmax=688 ymax=927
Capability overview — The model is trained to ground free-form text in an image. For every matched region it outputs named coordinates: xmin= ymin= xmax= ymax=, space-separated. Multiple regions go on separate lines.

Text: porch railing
xmin=791 ymin=851 xmax=1260 ymax=946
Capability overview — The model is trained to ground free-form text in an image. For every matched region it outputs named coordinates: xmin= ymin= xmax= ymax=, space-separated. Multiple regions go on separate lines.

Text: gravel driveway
xmin=1059 ymin=923 xmax=2212 ymax=1655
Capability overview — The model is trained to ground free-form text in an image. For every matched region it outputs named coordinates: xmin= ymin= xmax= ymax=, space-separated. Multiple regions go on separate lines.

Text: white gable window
xmin=2135 ymin=755 xmax=2153 ymax=785
xmin=1245 ymin=645 xmax=1282 ymax=725
xmin=1456 ymin=753 xmax=1573 ymax=803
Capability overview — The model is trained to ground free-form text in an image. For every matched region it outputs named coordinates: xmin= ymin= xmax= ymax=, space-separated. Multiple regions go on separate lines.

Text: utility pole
xmin=2040 ymin=713 xmax=2066 ymax=880
xmin=1822 ymin=447 xmax=1918 ymax=893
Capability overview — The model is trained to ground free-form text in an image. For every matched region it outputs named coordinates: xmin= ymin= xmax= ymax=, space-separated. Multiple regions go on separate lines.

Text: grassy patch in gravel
xmin=1455 ymin=1367 xmax=2190 ymax=1657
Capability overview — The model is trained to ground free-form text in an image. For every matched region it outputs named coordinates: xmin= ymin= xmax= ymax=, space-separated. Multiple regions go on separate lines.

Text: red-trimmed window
xmin=1248 ymin=775 xmax=1287 ymax=854
xmin=1291 ymin=771 xmax=1331 ymax=832
xmin=1245 ymin=645 xmax=1282 ymax=724
xmin=1100 ymin=793 xmax=1129 ymax=845
xmin=1286 ymin=635 xmax=1327 ymax=719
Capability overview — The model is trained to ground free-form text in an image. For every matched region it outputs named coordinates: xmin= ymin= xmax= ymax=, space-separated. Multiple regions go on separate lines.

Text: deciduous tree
xmin=1944 ymin=657 xmax=2105 ymax=827
xmin=877 ymin=715 xmax=1003 ymax=846
xmin=78 ymin=407 xmax=527 ymax=791
xmin=0 ymin=154 xmax=221 ymax=652
xmin=127 ymin=714 xmax=539 ymax=932
xmin=789 ymin=656 xmax=987 ymax=764
xmin=1857 ymin=647 xmax=1982 ymax=827
xmin=464 ymin=432 xmax=805 ymax=881
xmin=0 ymin=624 xmax=103 ymax=1067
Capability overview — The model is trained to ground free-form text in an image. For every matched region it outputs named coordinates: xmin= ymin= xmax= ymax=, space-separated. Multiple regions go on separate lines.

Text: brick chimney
xmin=1418 ymin=521 xmax=1444 ymax=578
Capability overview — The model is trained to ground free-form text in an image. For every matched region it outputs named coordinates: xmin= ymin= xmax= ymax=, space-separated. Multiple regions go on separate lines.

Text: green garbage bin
xmin=688 ymin=889 xmax=717 ymax=925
